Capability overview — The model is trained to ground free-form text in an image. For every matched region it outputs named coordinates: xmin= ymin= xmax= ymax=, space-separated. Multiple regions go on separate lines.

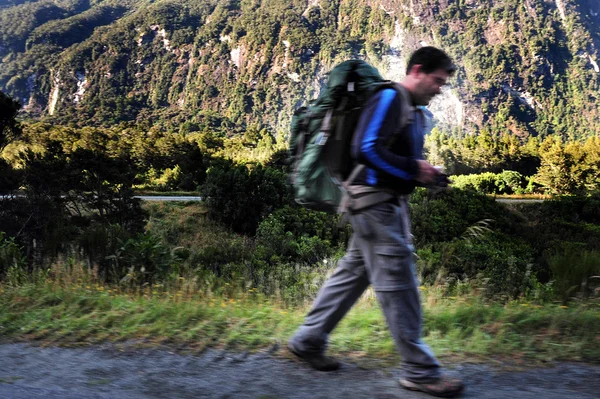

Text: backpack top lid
xmin=317 ymin=60 xmax=386 ymax=108
xmin=289 ymin=60 xmax=388 ymax=154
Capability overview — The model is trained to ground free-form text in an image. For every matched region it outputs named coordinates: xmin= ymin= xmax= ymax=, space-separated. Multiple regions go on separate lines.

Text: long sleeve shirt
xmin=350 ymin=87 xmax=430 ymax=195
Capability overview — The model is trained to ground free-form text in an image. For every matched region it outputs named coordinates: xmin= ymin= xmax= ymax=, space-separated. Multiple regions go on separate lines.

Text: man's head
xmin=402 ymin=46 xmax=456 ymax=106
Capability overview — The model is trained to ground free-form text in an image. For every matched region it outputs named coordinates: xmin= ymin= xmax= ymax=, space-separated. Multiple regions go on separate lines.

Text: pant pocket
xmin=350 ymin=213 xmax=373 ymax=238
xmin=370 ymin=201 xmax=397 ymax=226
xmin=373 ymin=244 xmax=415 ymax=291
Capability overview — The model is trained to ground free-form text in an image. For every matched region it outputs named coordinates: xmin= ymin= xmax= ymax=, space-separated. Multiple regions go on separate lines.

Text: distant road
xmin=494 ymin=198 xmax=544 ymax=204
xmin=134 ymin=196 xmax=544 ymax=204
xmin=135 ymin=196 xmax=202 ymax=201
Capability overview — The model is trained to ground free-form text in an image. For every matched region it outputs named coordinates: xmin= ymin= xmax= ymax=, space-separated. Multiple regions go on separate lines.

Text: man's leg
xmin=353 ymin=200 xmax=441 ymax=381
xmin=376 ymin=287 xmax=440 ymax=381
xmin=356 ymin=200 xmax=463 ymax=396
xmin=289 ymin=237 xmax=370 ymax=363
xmin=382 ymin=287 xmax=463 ymax=396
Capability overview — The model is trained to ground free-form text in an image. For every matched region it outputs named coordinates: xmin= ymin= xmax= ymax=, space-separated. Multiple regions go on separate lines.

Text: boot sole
xmin=399 ymin=378 xmax=464 ymax=398
xmin=287 ymin=342 xmax=341 ymax=372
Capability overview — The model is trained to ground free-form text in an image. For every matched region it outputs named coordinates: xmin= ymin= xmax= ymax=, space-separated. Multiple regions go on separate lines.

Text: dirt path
xmin=1 ymin=343 xmax=599 ymax=398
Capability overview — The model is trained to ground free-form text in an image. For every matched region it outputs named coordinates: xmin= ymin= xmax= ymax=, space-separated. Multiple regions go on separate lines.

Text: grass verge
xmin=1 ymin=274 xmax=598 ymax=365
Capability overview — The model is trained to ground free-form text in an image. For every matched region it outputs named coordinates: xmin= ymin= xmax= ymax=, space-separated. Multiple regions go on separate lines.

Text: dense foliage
xmin=0 ymin=0 xmax=598 ymax=140
xmin=1 ymin=87 xmax=599 ymax=297
xmin=0 ymin=93 xmax=148 ymax=280
xmin=426 ymin=128 xmax=600 ymax=194
xmin=200 ymin=159 xmax=292 ymax=234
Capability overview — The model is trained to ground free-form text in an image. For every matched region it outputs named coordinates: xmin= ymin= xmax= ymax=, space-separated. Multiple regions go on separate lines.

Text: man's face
xmin=413 ymin=68 xmax=450 ymax=105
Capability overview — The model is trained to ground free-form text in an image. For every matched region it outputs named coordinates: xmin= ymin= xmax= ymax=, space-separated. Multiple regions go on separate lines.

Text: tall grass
xmin=547 ymin=248 xmax=600 ymax=303
xmin=1 ymin=201 xmax=599 ymax=364
xmin=1 ymin=261 xmax=598 ymax=363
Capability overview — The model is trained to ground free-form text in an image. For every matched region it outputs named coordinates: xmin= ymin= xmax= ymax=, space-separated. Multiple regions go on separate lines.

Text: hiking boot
xmin=287 ymin=341 xmax=341 ymax=371
xmin=399 ymin=375 xmax=464 ymax=398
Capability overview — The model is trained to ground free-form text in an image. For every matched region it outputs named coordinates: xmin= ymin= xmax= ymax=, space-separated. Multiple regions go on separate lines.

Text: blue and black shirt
xmin=351 ymin=87 xmax=431 ymax=195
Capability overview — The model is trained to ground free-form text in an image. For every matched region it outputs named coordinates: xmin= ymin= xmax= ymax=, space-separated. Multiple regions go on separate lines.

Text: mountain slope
xmin=0 ymin=0 xmax=598 ymax=139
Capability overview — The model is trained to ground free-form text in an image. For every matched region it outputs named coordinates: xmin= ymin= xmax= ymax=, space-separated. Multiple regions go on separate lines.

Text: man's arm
xmin=352 ymin=88 xmax=433 ymax=182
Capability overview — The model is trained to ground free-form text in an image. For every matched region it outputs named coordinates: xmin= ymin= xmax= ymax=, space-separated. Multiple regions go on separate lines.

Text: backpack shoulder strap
xmin=343 ymin=82 xmax=415 ymax=186
xmin=364 ymin=81 xmax=415 ymax=127
xmin=391 ymin=82 xmax=414 ymax=128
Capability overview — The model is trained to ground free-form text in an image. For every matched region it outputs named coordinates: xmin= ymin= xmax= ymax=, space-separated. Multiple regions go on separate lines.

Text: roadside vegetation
xmin=1 ymin=260 xmax=599 ymax=363
xmin=1 ymin=199 xmax=599 ymax=363
xmin=1 ymin=91 xmax=599 ymax=365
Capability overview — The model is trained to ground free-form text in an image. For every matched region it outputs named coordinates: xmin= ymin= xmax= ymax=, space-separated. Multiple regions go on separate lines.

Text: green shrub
xmin=190 ymin=236 xmax=251 ymax=275
xmin=255 ymin=206 xmax=347 ymax=264
xmin=153 ymin=165 xmax=184 ymax=191
xmin=545 ymin=244 xmax=600 ymax=303
xmin=450 ymin=172 xmax=498 ymax=193
xmin=450 ymin=171 xmax=528 ymax=194
xmin=520 ymin=195 xmax=600 ymax=259
xmin=417 ymin=232 xmax=535 ymax=299
xmin=524 ymin=176 xmax=542 ymax=194
xmin=410 ymin=188 xmax=510 ymax=246
xmin=200 ymin=160 xmax=292 ymax=234
xmin=495 ymin=170 xmax=526 ymax=194
xmin=107 ymin=233 xmax=174 ymax=283
xmin=78 ymin=223 xmax=130 ymax=270
xmin=539 ymin=194 xmax=600 ymax=225
xmin=0 ymin=232 xmax=26 ymax=278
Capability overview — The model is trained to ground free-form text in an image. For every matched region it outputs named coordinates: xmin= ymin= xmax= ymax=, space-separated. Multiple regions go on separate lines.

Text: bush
xmin=77 ymin=223 xmax=130 ymax=271
xmin=141 ymin=166 xmax=184 ymax=191
xmin=495 ymin=170 xmax=526 ymax=194
xmin=410 ymin=188 xmax=510 ymax=246
xmin=0 ymin=232 xmax=26 ymax=278
xmin=520 ymin=195 xmax=600 ymax=258
xmin=450 ymin=171 xmax=528 ymax=194
xmin=418 ymin=232 xmax=535 ymax=299
xmin=190 ymin=236 xmax=252 ymax=275
xmin=450 ymin=172 xmax=498 ymax=193
xmin=545 ymin=244 xmax=600 ymax=303
xmin=524 ymin=176 xmax=542 ymax=194
xmin=200 ymin=160 xmax=292 ymax=234
xmin=107 ymin=233 xmax=174 ymax=283
xmin=539 ymin=194 xmax=600 ymax=225
xmin=255 ymin=206 xmax=348 ymax=264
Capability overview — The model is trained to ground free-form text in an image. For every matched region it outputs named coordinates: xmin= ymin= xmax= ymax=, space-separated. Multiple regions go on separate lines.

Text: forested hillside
xmin=1 ymin=0 xmax=599 ymax=139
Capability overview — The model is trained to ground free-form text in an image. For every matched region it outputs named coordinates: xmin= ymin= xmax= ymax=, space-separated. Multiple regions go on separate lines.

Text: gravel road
xmin=1 ymin=343 xmax=599 ymax=398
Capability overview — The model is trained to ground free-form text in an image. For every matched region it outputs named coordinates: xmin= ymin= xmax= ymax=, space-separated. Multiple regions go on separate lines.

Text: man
xmin=288 ymin=47 xmax=464 ymax=398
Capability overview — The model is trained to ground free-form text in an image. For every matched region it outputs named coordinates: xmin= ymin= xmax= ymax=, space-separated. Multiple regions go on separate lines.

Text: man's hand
xmin=415 ymin=160 xmax=441 ymax=185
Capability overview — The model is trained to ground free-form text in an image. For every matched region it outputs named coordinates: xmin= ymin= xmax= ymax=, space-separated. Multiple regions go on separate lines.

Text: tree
xmin=582 ymin=136 xmax=600 ymax=192
xmin=67 ymin=148 xmax=147 ymax=232
xmin=200 ymin=160 xmax=292 ymax=234
xmin=535 ymin=137 xmax=580 ymax=194
xmin=0 ymin=90 xmax=21 ymax=152
xmin=0 ymin=91 xmax=22 ymax=195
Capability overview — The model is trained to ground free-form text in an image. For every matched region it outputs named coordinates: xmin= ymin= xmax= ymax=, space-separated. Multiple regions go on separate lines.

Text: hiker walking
xmin=288 ymin=47 xmax=464 ymax=398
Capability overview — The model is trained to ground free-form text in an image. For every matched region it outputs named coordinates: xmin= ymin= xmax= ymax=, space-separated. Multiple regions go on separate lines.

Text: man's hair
xmin=406 ymin=46 xmax=456 ymax=76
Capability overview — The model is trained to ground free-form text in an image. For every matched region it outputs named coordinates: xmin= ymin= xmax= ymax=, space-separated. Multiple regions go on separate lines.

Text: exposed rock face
xmin=73 ymin=72 xmax=87 ymax=104
xmin=0 ymin=0 xmax=598 ymax=138
xmin=48 ymin=71 xmax=61 ymax=116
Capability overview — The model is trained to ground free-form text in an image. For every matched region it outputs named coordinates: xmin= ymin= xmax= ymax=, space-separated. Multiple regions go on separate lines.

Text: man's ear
xmin=408 ymin=64 xmax=423 ymax=77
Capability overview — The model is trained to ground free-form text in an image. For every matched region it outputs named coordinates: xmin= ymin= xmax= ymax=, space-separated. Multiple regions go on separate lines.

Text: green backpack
xmin=289 ymin=60 xmax=411 ymax=213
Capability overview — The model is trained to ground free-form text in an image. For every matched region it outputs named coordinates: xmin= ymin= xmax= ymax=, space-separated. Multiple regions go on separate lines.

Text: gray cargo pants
xmin=289 ymin=197 xmax=441 ymax=382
